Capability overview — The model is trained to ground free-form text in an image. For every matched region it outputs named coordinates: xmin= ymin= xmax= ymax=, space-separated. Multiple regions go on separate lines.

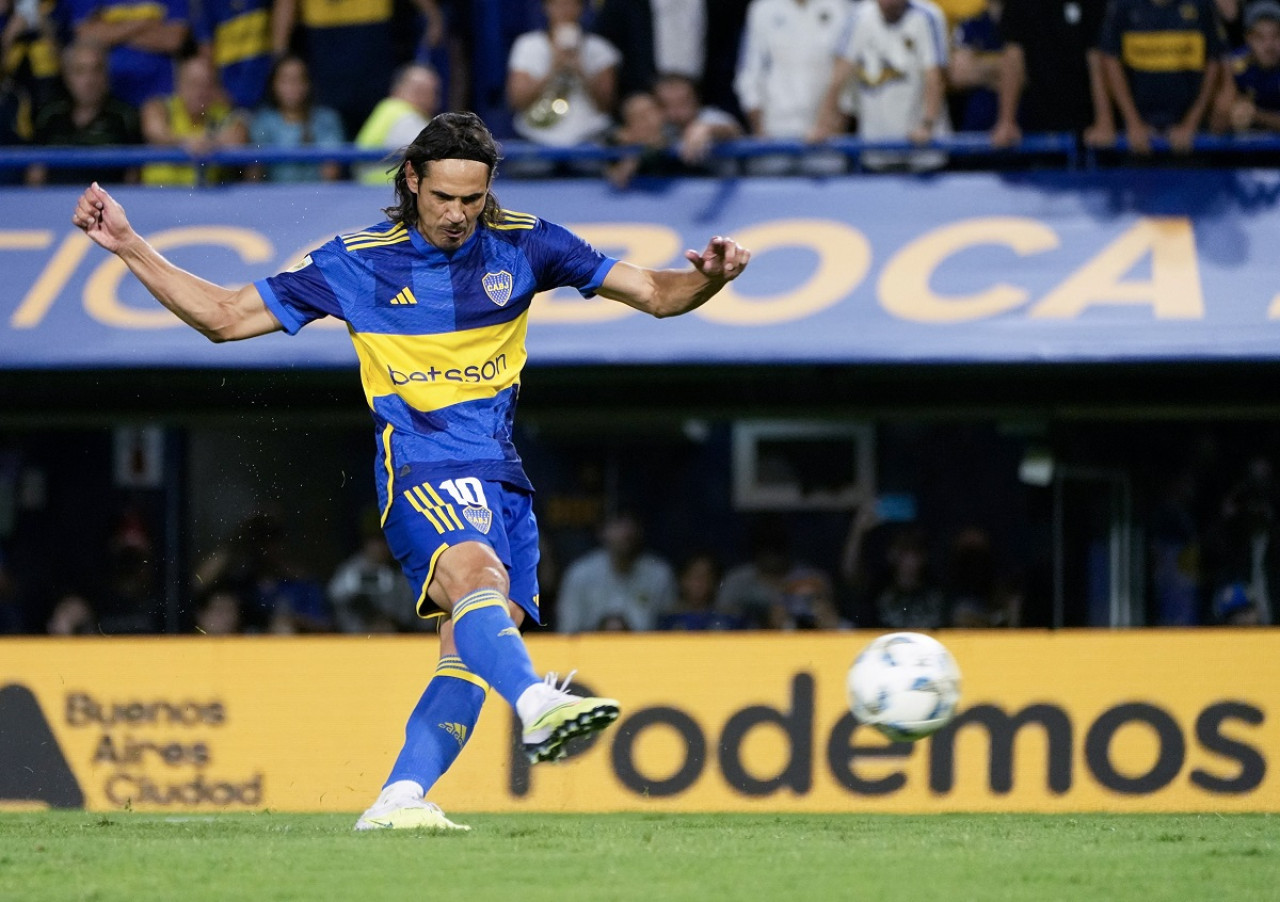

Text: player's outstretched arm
xmin=72 ymin=182 xmax=282 ymax=342
xmin=596 ymin=235 xmax=750 ymax=319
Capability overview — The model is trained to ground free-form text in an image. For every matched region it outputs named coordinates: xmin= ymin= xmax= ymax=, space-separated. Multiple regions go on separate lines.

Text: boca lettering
xmin=879 ymin=215 xmax=1205 ymax=326
xmin=1030 ymin=217 xmax=1204 ymax=320
xmin=695 ymin=220 xmax=870 ymax=326
xmin=878 ymin=217 xmax=1058 ymax=324
xmin=8 ymin=231 xmax=93 ymax=329
xmin=83 ymin=226 xmax=274 ymax=328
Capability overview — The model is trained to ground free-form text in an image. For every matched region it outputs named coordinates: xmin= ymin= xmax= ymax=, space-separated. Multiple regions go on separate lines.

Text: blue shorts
xmin=382 ymin=471 xmax=541 ymax=625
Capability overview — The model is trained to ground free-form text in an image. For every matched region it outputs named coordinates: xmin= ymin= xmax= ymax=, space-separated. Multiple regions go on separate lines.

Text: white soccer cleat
xmin=520 ymin=671 xmax=620 ymax=764
xmin=354 ymin=783 xmax=470 ymax=832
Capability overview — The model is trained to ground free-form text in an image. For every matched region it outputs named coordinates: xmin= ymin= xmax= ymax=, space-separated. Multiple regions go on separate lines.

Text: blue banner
xmin=3 ymin=170 xmax=1280 ymax=369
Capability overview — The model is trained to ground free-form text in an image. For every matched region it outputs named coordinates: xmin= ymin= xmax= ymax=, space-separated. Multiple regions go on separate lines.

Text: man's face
xmin=177 ymin=57 xmax=218 ymax=115
xmin=878 ymin=0 xmax=908 ymax=22
xmin=545 ymin=0 xmax=583 ymax=27
xmin=655 ymin=79 xmax=698 ymax=128
xmin=64 ymin=47 xmax=108 ymax=106
xmin=602 ymin=516 xmax=641 ymax=561
xmin=622 ymin=93 xmax=665 ymax=144
xmin=405 ymin=158 xmax=491 ymax=250
xmin=397 ymin=67 xmax=440 ymax=119
xmin=1249 ymin=19 xmax=1280 ymax=69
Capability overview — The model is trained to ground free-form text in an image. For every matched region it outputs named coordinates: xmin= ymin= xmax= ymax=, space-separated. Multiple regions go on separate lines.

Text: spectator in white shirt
xmin=507 ymin=0 xmax=621 ymax=150
xmin=813 ymin=0 xmax=950 ymax=171
xmin=555 ymin=511 xmax=678 ymax=633
xmin=734 ymin=0 xmax=856 ymax=173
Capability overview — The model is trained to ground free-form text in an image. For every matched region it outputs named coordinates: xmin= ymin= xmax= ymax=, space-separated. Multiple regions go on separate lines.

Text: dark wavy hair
xmin=383 ymin=111 xmax=504 ymax=229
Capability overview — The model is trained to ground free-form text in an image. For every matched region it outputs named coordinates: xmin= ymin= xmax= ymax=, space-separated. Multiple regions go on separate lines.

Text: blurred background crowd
xmin=2 ymin=418 xmax=1277 ymax=637
xmin=2 ymin=0 xmax=1279 ymax=638
xmin=5 ymin=0 xmax=1280 ymax=186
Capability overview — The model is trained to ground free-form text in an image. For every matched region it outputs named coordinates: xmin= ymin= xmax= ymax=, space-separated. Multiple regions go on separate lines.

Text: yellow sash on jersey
xmin=212 ymin=10 xmax=271 ymax=68
xmin=1122 ymin=31 xmax=1207 ymax=72
xmin=299 ymin=0 xmax=391 ymax=29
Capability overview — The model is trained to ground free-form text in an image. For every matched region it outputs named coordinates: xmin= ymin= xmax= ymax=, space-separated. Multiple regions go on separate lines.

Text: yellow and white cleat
xmin=521 ymin=672 xmax=620 ymax=764
xmin=355 ymin=797 xmax=470 ymax=832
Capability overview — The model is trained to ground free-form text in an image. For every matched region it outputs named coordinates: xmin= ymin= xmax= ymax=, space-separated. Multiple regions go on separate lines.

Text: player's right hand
xmin=72 ymin=181 xmax=135 ymax=254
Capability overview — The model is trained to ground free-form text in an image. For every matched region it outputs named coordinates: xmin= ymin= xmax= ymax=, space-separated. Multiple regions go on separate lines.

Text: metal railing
xmin=3 ymin=132 xmax=1280 ymax=183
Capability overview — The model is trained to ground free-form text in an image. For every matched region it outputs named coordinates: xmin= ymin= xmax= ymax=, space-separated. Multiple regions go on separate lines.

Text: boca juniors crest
xmin=462 ymin=505 xmax=492 ymax=534
xmin=482 ymin=271 xmax=513 ymax=307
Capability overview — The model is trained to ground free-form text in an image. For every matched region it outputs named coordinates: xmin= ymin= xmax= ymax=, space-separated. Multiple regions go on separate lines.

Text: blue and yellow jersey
xmin=70 ymin=0 xmax=190 ymax=106
xmin=1098 ymin=0 xmax=1227 ymax=128
xmin=1231 ymin=50 xmax=1280 ymax=114
xmin=193 ymin=0 xmax=272 ymax=109
xmin=298 ymin=0 xmax=390 ymax=29
xmin=298 ymin=0 xmax=390 ymax=28
xmin=255 ymin=211 xmax=618 ymax=513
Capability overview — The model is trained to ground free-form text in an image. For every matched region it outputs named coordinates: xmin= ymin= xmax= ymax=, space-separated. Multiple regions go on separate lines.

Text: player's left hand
xmin=686 ymin=236 xmax=751 ymax=283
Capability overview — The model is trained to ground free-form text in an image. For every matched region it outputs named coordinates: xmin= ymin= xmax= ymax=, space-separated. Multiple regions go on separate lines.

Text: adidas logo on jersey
xmin=389 ymin=287 xmax=417 ymax=306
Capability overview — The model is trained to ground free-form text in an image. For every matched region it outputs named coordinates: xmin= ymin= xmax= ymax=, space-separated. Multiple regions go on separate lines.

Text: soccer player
xmin=70 ymin=111 xmax=751 ymax=831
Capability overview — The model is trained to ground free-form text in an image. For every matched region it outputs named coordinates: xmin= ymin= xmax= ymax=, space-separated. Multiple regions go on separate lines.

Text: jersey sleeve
xmin=254 ymin=242 xmax=346 ymax=335
xmin=527 ymin=219 xmax=618 ymax=296
xmin=917 ymin=3 xmax=948 ymax=68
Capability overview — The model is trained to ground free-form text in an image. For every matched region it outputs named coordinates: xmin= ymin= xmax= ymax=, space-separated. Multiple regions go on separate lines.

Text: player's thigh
xmin=426 ymin=541 xmax=509 ymax=610
xmin=384 ymin=472 xmax=541 ymax=621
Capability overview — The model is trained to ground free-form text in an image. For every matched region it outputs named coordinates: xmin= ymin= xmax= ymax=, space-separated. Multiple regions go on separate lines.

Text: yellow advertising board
xmin=0 ymin=631 xmax=1276 ymax=813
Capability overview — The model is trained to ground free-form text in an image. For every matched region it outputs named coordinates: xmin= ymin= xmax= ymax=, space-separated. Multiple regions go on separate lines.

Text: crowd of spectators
xmin=6 ymin=0 xmax=1280 ymax=184
xmin=3 ymin=2 xmax=1279 ymax=634
xmin=10 ymin=438 xmax=1275 ymax=637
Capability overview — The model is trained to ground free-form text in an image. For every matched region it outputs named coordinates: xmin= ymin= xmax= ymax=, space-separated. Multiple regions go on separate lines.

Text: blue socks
xmin=450 ymin=588 xmax=541 ymax=707
xmin=385 ymin=654 xmax=487 ymax=793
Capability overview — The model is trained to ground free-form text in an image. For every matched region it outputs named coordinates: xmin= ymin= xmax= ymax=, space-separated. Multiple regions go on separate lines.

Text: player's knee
xmin=432 ymin=541 xmax=510 ymax=609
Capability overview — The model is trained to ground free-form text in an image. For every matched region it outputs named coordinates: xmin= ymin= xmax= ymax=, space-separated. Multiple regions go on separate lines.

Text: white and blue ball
xmin=846 ymin=632 xmax=962 ymax=742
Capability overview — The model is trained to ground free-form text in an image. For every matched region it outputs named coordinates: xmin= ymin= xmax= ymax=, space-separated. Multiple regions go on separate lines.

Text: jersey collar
xmin=408 ymin=222 xmax=482 ymax=260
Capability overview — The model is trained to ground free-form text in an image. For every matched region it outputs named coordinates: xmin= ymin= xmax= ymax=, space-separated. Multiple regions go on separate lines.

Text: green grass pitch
xmin=1 ymin=812 xmax=1276 ymax=901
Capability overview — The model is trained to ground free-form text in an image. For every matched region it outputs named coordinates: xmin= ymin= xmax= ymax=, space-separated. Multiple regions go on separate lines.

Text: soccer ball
xmin=846 ymin=632 xmax=962 ymax=742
